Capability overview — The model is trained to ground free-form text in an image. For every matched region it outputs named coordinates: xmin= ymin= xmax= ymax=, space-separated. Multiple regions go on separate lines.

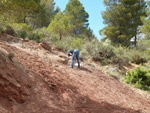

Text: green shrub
xmin=0 ymin=27 xmax=3 ymax=34
xmin=38 ymin=27 xmax=51 ymax=38
xmin=124 ymin=66 xmax=150 ymax=90
xmin=100 ymin=59 xmax=109 ymax=66
xmin=17 ymin=31 xmax=27 ymax=39
xmin=113 ymin=46 xmax=130 ymax=65
xmin=28 ymin=32 xmax=42 ymax=43
xmin=137 ymin=40 xmax=150 ymax=52
xmin=53 ymin=37 xmax=73 ymax=51
xmin=85 ymin=39 xmax=101 ymax=59
xmin=128 ymin=48 xmax=149 ymax=65
xmin=4 ymin=25 xmax=16 ymax=36
xmin=85 ymin=39 xmax=114 ymax=64
xmin=85 ymin=39 xmax=130 ymax=65
xmin=8 ymin=53 xmax=14 ymax=61
xmin=70 ymin=38 xmax=84 ymax=51
xmin=28 ymin=28 xmax=50 ymax=43
xmin=80 ymin=49 xmax=89 ymax=61
xmin=11 ymin=23 xmax=32 ymax=39
xmin=11 ymin=23 xmax=32 ymax=32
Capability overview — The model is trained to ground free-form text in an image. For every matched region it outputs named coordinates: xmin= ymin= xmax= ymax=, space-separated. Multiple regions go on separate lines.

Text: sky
xmin=54 ymin=0 xmax=106 ymax=40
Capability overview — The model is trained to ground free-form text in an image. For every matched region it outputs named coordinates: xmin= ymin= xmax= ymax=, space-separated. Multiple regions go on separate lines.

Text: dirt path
xmin=0 ymin=34 xmax=150 ymax=113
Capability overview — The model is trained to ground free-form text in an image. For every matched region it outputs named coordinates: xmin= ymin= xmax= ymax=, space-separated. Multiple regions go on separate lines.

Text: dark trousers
xmin=71 ymin=50 xmax=80 ymax=68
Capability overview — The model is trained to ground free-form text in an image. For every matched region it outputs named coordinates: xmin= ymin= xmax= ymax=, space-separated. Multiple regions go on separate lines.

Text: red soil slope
xmin=0 ymin=34 xmax=150 ymax=113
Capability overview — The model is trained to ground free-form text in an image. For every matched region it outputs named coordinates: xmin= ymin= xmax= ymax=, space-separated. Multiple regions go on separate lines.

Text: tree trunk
xmin=23 ymin=16 xmax=26 ymax=23
xmin=59 ymin=33 xmax=62 ymax=40
xmin=135 ymin=35 xmax=137 ymax=47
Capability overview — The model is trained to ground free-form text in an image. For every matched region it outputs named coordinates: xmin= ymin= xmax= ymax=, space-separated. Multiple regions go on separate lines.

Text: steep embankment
xmin=0 ymin=34 xmax=150 ymax=113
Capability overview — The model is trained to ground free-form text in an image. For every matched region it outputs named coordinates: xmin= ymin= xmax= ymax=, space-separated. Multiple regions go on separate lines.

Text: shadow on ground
xmin=79 ymin=67 xmax=92 ymax=73
xmin=52 ymin=84 xmax=140 ymax=113
xmin=75 ymin=95 xmax=140 ymax=113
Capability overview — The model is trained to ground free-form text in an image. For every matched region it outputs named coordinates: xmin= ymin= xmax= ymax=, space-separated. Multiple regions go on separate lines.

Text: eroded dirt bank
xmin=0 ymin=34 xmax=150 ymax=113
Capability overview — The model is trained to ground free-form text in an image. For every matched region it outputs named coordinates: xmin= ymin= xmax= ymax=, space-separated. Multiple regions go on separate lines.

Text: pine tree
xmin=126 ymin=0 xmax=147 ymax=46
xmin=0 ymin=0 xmax=38 ymax=23
xmin=64 ymin=0 xmax=89 ymax=35
xmin=100 ymin=0 xmax=147 ymax=46
xmin=26 ymin=0 xmax=55 ymax=28
xmin=0 ymin=0 xmax=56 ymax=28
xmin=47 ymin=11 xmax=71 ymax=40
xmin=140 ymin=1 xmax=150 ymax=39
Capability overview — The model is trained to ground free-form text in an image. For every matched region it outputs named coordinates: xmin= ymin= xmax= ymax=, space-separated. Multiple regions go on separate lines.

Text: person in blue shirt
xmin=67 ymin=49 xmax=80 ymax=68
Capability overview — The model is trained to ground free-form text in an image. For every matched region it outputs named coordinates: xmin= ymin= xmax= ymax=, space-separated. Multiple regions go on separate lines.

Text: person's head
xmin=67 ymin=53 xmax=72 ymax=57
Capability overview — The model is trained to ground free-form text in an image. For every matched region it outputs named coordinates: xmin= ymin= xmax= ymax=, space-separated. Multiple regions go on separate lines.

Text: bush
xmin=8 ymin=53 xmax=14 ymax=61
xmin=4 ymin=25 xmax=16 ymax=36
xmin=85 ymin=39 xmax=130 ymax=65
xmin=17 ymin=31 xmax=27 ymax=39
xmin=0 ymin=27 xmax=3 ymax=34
xmin=11 ymin=23 xmax=32 ymax=32
xmin=28 ymin=28 xmax=50 ymax=43
xmin=99 ymin=43 xmax=115 ymax=60
xmin=11 ymin=23 xmax=32 ymax=39
xmin=113 ymin=46 xmax=130 ymax=65
xmin=70 ymin=38 xmax=84 ymax=51
xmin=85 ymin=39 xmax=101 ymax=59
xmin=124 ymin=66 xmax=150 ymax=90
xmin=84 ymin=38 xmax=150 ymax=66
xmin=28 ymin=32 xmax=42 ymax=43
xmin=53 ymin=36 xmax=73 ymax=51
xmin=85 ymin=39 xmax=114 ymax=64
xmin=128 ymin=48 xmax=149 ymax=65
xmin=38 ymin=27 xmax=50 ymax=38
xmin=80 ymin=49 xmax=89 ymax=61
